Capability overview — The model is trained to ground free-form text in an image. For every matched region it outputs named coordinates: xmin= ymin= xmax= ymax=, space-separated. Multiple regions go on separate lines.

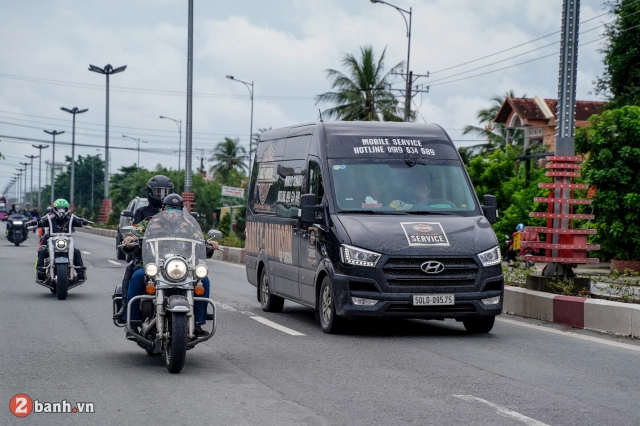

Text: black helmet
xmin=146 ymin=175 xmax=174 ymax=208
xmin=162 ymin=193 xmax=184 ymax=210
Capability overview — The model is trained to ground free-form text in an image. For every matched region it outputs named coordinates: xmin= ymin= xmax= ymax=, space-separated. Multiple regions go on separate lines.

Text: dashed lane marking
xmin=107 ymin=260 xmax=122 ymax=266
xmin=454 ymin=395 xmax=549 ymax=426
xmin=497 ymin=317 xmax=640 ymax=353
xmin=81 ymin=251 xmax=92 ymax=255
xmin=250 ymin=316 xmax=306 ymax=336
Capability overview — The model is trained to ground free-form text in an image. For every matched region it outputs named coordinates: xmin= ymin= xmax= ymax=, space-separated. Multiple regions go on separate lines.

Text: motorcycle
xmin=29 ymin=214 xmax=93 ymax=300
xmin=112 ymin=210 xmax=221 ymax=374
xmin=5 ymin=214 xmax=29 ymax=246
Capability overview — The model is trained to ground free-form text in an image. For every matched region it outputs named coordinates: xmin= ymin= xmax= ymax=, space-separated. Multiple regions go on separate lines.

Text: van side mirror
xmin=208 ymin=229 xmax=223 ymax=240
xmin=121 ymin=210 xmax=133 ymax=218
xmin=299 ymin=193 xmax=322 ymax=224
xmin=481 ymin=194 xmax=498 ymax=224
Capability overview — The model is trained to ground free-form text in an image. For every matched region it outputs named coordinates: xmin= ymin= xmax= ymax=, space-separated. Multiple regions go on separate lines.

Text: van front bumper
xmin=330 ymin=272 xmax=503 ymax=319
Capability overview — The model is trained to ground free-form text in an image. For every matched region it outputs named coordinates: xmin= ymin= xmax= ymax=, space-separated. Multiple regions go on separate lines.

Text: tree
xmin=208 ymin=137 xmax=247 ymax=181
xmin=576 ymin=106 xmax=640 ymax=261
xmin=316 ymin=46 xmax=404 ymax=121
xmin=594 ymin=0 xmax=640 ymax=107
xmin=462 ymin=91 xmax=526 ymax=158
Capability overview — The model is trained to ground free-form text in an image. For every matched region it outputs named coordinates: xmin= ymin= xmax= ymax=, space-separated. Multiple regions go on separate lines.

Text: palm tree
xmin=316 ymin=46 xmax=404 ymax=121
xmin=208 ymin=137 xmax=247 ymax=180
xmin=462 ymin=90 xmax=526 ymax=157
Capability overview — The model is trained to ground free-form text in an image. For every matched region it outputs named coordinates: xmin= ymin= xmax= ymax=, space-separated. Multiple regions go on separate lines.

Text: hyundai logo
xmin=420 ymin=261 xmax=445 ymax=274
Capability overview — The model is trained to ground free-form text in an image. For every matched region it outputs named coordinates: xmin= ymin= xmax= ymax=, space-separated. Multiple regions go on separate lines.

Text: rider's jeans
xmin=124 ymin=266 xmax=210 ymax=323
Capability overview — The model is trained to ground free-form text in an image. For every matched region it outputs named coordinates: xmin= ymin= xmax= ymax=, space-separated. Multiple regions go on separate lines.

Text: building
xmin=494 ymin=95 xmax=606 ymax=152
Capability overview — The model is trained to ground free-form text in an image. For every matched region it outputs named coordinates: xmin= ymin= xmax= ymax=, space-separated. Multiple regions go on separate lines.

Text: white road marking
xmin=497 ymin=317 xmax=640 ymax=353
xmin=454 ymin=395 xmax=549 ymax=426
xmin=107 ymin=260 xmax=122 ymax=266
xmin=81 ymin=251 xmax=92 ymax=255
xmin=250 ymin=316 xmax=305 ymax=336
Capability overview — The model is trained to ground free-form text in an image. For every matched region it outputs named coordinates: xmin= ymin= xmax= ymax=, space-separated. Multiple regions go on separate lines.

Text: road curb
xmin=504 ymin=286 xmax=640 ymax=338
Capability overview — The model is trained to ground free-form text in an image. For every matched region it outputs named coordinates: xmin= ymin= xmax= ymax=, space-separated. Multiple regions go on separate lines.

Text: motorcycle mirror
xmin=208 ymin=229 xmax=223 ymax=240
xmin=121 ymin=226 xmax=135 ymax=233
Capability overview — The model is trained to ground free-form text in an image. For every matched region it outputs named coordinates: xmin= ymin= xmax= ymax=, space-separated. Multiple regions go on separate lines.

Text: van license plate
xmin=412 ymin=294 xmax=455 ymax=306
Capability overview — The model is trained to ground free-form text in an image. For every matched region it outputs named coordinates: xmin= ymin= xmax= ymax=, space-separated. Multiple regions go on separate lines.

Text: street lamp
xmin=370 ymin=0 xmax=412 ymax=122
xmin=159 ymin=116 xmax=182 ymax=193
xmin=88 ymin=63 xmax=127 ymax=222
xmin=15 ymin=170 xmax=24 ymax=204
xmin=25 ymin=154 xmax=39 ymax=207
xmin=226 ymin=75 xmax=254 ymax=172
xmin=44 ymin=129 xmax=65 ymax=204
xmin=19 ymin=162 xmax=30 ymax=204
xmin=32 ymin=144 xmax=49 ymax=209
xmin=61 ymin=106 xmax=88 ymax=211
xmin=121 ymin=134 xmax=148 ymax=167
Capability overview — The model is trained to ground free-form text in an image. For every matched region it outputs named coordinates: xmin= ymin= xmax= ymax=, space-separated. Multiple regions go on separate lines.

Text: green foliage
xmin=576 ymin=105 xmax=640 ymax=260
xmin=219 ymin=234 xmax=245 ymax=248
xmin=594 ymin=0 xmax=640 ymax=107
xmin=218 ymin=212 xmax=231 ymax=237
xmin=316 ymin=45 xmax=405 ymax=121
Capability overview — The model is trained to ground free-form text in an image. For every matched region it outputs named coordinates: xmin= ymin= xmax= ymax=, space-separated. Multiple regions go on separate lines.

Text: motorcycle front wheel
xmin=165 ymin=313 xmax=188 ymax=374
xmin=56 ymin=264 xmax=69 ymax=300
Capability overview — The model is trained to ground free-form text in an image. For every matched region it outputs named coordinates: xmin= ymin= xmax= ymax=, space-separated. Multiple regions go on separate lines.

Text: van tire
xmin=463 ymin=316 xmax=495 ymax=333
xmin=260 ymin=269 xmax=284 ymax=312
xmin=318 ymin=277 xmax=344 ymax=334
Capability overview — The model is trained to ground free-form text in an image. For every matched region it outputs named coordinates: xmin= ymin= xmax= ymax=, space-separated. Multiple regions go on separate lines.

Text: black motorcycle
xmin=5 ymin=214 xmax=29 ymax=246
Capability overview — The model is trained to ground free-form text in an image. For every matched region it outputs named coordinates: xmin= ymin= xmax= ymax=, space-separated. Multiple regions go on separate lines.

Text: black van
xmin=245 ymin=121 xmax=502 ymax=334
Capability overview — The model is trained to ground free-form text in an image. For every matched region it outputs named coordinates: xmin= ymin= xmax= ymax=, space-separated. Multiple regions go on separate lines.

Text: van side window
xmin=309 ymin=161 xmax=324 ymax=206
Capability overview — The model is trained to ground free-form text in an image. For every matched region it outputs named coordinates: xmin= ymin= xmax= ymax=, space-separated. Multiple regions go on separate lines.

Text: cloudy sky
xmin=0 ymin=0 xmax=611 ymax=195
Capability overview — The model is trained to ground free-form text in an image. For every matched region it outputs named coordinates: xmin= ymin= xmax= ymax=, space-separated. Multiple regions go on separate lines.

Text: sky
xmin=0 ymin=0 xmax=611 ymax=197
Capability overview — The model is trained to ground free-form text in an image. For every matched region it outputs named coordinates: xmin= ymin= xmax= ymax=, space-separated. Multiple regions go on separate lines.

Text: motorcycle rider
xmin=120 ymin=193 xmax=217 ymax=337
xmin=113 ymin=175 xmax=174 ymax=321
xmin=29 ymin=199 xmax=88 ymax=283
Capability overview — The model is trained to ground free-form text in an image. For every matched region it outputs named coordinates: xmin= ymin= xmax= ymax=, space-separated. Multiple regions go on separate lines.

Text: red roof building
xmin=494 ymin=96 xmax=606 ymax=151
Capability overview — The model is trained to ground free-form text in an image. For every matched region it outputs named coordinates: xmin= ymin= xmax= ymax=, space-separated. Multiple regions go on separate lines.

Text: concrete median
xmin=504 ymin=285 xmax=640 ymax=339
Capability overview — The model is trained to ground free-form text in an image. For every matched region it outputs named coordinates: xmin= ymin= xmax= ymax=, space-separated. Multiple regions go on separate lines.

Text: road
xmin=1 ymin=231 xmax=639 ymax=425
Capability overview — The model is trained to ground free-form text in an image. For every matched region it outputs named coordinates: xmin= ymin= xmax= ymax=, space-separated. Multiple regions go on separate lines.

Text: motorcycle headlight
xmin=478 ymin=246 xmax=501 ymax=267
xmin=165 ymin=258 xmax=188 ymax=280
xmin=55 ymin=239 xmax=68 ymax=250
xmin=145 ymin=263 xmax=158 ymax=277
xmin=13 ymin=221 xmax=23 ymax=225
xmin=340 ymin=244 xmax=381 ymax=267
xmin=195 ymin=264 xmax=208 ymax=279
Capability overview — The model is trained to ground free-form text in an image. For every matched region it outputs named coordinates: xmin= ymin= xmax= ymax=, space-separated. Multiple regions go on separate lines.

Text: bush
xmin=219 ymin=234 xmax=245 ymax=248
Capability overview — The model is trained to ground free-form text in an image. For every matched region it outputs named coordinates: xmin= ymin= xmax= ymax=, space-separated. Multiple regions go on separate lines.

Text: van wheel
xmin=260 ymin=269 xmax=283 ymax=312
xmin=463 ymin=316 xmax=495 ymax=333
xmin=318 ymin=277 xmax=344 ymax=334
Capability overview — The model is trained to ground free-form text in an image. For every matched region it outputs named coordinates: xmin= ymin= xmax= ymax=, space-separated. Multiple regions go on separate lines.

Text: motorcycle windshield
xmin=142 ymin=210 xmax=206 ymax=267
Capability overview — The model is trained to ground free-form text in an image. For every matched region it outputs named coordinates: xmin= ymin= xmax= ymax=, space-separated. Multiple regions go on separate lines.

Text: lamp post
xmin=15 ymin=170 xmax=24 ymax=204
xmin=25 ymin=155 xmax=38 ymax=207
xmin=159 ymin=116 xmax=182 ymax=192
xmin=32 ymin=144 xmax=49 ymax=209
xmin=44 ymin=130 xmax=64 ymax=204
xmin=61 ymin=107 xmax=88 ymax=211
xmin=19 ymin=162 xmax=30 ymax=205
xmin=370 ymin=0 xmax=412 ymax=122
xmin=183 ymin=0 xmax=195 ymax=212
xmin=226 ymin=75 xmax=254 ymax=171
xmin=88 ymin=63 xmax=127 ymax=222
xmin=121 ymin=135 xmax=148 ymax=167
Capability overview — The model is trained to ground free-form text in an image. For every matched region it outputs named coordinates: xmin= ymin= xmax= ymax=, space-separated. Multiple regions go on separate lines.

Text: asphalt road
xmin=1 ymin=230 xmax=639 ymax=425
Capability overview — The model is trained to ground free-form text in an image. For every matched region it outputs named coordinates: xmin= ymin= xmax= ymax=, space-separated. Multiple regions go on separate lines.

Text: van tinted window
xmin=249 ymin=158 xmax=306 ymax=216
xmin=284 ymin=135 xmax=312 ymax=160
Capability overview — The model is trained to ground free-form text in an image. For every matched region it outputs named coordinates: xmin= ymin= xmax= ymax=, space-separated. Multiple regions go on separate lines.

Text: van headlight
xmin=55 ymin=239 xmax=68 ymax=250
xmin=145 ymin=263 xmax=158 ymax=277
xmin=165 ymin=258 xmax=188 ymax=280
xmin=340 ymin=244 xmax=381 ymax=267
xmin=195 ymin=264 xmax=208 ymax=279
xmin=478 ymin=246 xmax=501 ymax=267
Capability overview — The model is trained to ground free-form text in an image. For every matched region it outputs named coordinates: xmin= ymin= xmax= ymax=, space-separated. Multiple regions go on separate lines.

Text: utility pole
xmin=183 ymin=0 xmax=195 ymax=212
xmin=61 ymin=107 xmax=88 ymax=211
xmin=44 ymin=130 xmax=64 ymax=204
xmin=25 ymin=155 xmax=39 ymax=207
xmin=32 ymin=144 xmax=49 ymax=209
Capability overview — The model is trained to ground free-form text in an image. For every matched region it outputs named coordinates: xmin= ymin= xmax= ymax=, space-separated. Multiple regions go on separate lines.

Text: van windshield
xmin=329 ymin=159 xmax=479 ymax=215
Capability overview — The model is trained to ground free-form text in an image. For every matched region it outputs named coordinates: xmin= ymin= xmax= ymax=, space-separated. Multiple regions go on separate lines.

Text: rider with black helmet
xmin=113 ymin=175 xmax=175 ymax=321
xmin=119 ymin=192 xmax=216 ymax=337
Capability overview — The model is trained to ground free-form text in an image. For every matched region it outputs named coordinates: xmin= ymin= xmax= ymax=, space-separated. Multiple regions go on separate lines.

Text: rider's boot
xmin=76 ymin=267 xmax=87 ymax=283
xmin=113 ymin=262 xmax=133 ymax=321
xmin=36 ymin=267 xmax=47 ymax=283
xmin=195 ymin=323 xmax=209 ymax=337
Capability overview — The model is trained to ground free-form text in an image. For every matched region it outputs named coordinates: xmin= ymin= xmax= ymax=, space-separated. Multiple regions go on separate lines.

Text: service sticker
xmin=400 ymin=222 xmax=450 ymax=246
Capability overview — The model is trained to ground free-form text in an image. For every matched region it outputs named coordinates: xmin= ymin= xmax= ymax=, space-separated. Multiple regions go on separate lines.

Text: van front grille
xmin=385 ymin=304 xmax=478 ymax=315
xmin=382 ymin=257 xmax=478 ymax=288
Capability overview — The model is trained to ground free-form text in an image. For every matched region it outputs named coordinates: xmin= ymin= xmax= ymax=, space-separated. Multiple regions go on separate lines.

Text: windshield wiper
xmin=339 ymin=210 xmax=408 ymax=215
xmin=406 ymin=210 xmax=456 ymax=215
